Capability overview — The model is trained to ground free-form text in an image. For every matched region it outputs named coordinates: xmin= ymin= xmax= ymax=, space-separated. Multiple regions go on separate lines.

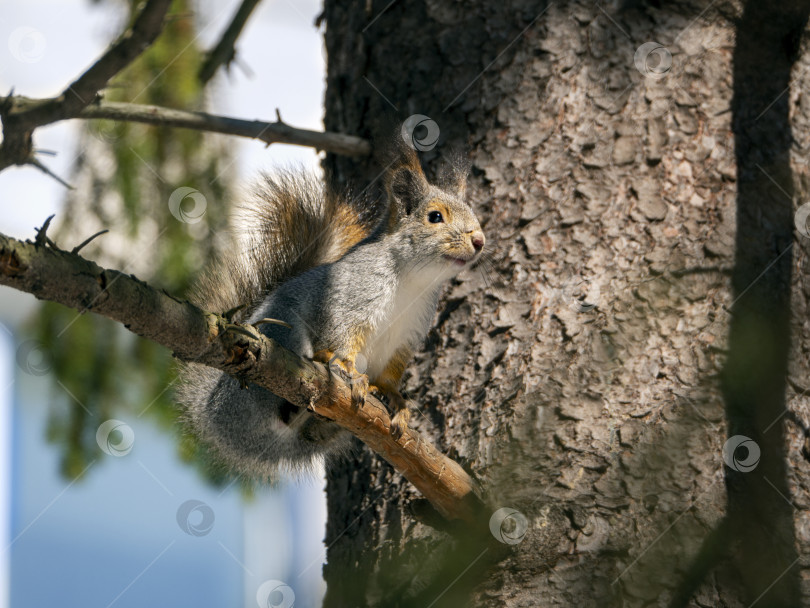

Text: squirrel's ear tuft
xmin=439 ymin=149 xmax=470 ymax=200
xmin=385 ymin=150 xmax=429 ymax=217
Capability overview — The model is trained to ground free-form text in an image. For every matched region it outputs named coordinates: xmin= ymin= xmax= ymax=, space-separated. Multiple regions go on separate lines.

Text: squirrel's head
xmin=384 ymin=151 xmax=485 ymax=276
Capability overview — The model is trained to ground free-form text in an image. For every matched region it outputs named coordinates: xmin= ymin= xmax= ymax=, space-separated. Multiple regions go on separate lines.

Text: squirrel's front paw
xmin=316 ymin=352 xmax=370 ymax=409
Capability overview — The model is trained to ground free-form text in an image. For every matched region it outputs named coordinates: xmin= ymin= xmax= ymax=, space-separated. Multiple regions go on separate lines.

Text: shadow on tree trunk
xmin=672 ymin=1 xmax=810 ymax=605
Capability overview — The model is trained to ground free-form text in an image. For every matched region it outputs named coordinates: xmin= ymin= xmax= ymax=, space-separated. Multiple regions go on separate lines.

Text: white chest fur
xmin=361 ymin=270 xmax=445 ymax=380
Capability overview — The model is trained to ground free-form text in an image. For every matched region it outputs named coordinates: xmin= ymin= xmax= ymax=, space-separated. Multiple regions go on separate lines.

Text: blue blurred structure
xmin=0 ymin=0 xmax=330 ymax=605
xmin=5 ymin=332 xmax=327 ymax=607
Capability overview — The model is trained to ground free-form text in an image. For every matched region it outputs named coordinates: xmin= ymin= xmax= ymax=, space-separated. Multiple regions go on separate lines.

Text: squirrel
xmin=177 ymin=141 xmax=485 ymax=479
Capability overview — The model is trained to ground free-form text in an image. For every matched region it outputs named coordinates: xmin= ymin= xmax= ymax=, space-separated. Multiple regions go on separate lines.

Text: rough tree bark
xmin=320 ymin=0 xmax=810 ymax=606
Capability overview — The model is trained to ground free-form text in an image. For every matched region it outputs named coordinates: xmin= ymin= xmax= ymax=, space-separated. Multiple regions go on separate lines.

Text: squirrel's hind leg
xmin=370 ymin=347 xmax=413 ymax=439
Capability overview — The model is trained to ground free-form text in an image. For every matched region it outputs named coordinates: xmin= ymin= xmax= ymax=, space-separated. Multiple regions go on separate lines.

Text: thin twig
xmin=71 ymin=229 xmax=109 ymax=254
xmin=198 ymin=0 xmax=263 ymax=84
xmin=34 ymin=215 xmax=55 ymax=248
xmin=26 ymin=157 xmax=74 ymax=190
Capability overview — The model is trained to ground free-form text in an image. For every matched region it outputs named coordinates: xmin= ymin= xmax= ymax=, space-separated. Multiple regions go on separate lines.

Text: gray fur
xmin=177 ymin=158 xmax=482 ymax=481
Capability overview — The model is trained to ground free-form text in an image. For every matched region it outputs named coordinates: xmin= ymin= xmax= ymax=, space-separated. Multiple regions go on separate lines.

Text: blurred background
xmin=0 ymin=1 xmax=329 ymax=606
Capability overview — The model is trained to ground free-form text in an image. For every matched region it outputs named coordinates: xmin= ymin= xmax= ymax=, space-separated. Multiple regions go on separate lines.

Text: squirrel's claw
xmin=224 ymin=318 xmax=291 ymax=339
xmin=254 ymin=317 xmax=293 ymax=329
xmin=388 ymin=392 xmax=411 ymax=438
xmin=318 ymin=353 xmax=368 ymax=409
xmin=390 ymin=407 xmax=411 ymax=439
xmin=350 ymin=375 xmax=369 ymax=410
xmin=224 ymin=323 xmax=258 ymax=339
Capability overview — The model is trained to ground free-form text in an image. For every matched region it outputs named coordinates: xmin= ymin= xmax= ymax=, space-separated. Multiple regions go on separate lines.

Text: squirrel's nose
xmin=471 ymin=231 xmax=485 ymax=252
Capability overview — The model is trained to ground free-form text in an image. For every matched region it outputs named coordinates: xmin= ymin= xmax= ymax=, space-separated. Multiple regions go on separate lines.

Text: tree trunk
xmin=321 ymin=0 xmax=810 ymax=606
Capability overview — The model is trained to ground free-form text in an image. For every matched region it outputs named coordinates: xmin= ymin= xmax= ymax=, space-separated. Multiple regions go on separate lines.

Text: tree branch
xmin=0 ymin=0 xmax=370 ymax=172
xmin=0 ymin=229 xmax=482 ymax=523
xmin=80 ymin=99 xmax=371 ymax=156
xmin=6 ymin=96 xmax=371 ymax=158
xmin=18 ymin=0 xmax=172 ymax=125
xmin=0 ymin=0 xmax=172 ymax=170
xmin=198 ymin=0 xmax=263 ymax=84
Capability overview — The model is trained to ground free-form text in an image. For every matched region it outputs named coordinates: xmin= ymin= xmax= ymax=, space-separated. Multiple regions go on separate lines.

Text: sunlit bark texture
xmin=320 ymin=1 xmax=810 ymax=606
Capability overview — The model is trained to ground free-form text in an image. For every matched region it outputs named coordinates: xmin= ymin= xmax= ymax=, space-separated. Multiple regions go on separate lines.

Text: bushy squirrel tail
xmin=189 ymin=169 xmax=377 ymax=319
xmin=177 ymin=169 xmax=378 ymax=479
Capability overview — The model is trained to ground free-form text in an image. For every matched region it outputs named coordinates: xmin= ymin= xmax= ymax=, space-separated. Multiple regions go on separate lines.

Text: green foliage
xmin=27 ymin=0 xmax=241 ymax=488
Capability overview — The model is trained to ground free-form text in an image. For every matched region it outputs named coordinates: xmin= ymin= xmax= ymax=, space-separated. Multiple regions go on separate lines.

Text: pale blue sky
xmin=0 ymin=1 xmax=329 ymax=606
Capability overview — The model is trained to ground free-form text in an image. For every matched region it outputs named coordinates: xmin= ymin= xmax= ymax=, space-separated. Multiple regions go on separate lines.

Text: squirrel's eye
xmin=428 ymin=211 xmax=444 ymax=224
